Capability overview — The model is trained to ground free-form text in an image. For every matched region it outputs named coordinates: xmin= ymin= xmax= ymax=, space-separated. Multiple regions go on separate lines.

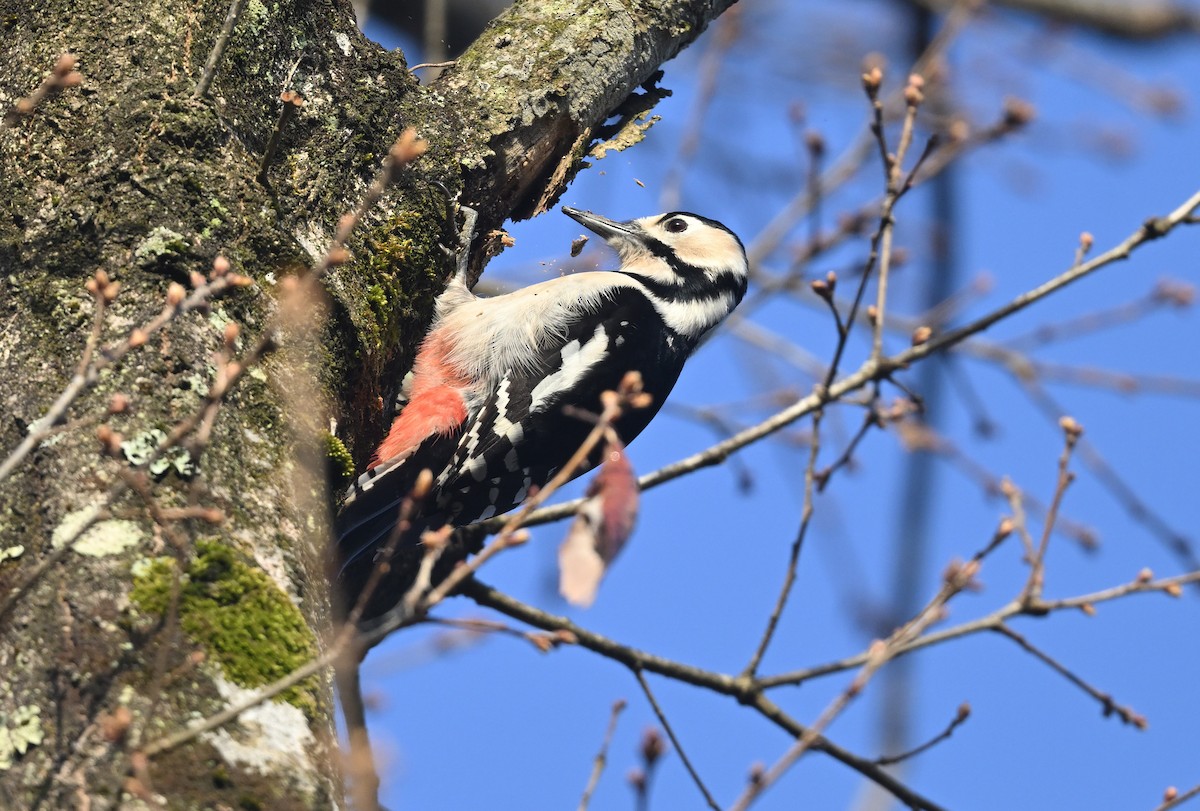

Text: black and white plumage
xmin=335 ymin=206 xmax=749 ymax=622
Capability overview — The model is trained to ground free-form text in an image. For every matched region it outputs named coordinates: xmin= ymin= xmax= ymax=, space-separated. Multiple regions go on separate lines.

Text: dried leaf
xmin=558 ymin=440 xmax=639 ymax=607
xmin=559 ymin=499 xmax=606 ymax=608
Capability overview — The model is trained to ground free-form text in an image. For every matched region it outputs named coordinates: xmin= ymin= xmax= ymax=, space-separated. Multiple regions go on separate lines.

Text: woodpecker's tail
xmin=333 ymin=484 xmax=446 ymax=626
xmin=333 ymin=434 xmax=466 ymax=625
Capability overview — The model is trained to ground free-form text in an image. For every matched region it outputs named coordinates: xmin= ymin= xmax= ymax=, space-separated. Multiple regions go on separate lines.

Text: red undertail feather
xmin=370 ymin=332 xmax=469 ymax=468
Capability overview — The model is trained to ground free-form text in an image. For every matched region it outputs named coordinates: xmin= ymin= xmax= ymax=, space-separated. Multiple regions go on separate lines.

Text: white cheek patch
xmin=672 ymin=230 xmax=739 ymax=271
xmin=530 ymin=326 xmax=609 ymax=412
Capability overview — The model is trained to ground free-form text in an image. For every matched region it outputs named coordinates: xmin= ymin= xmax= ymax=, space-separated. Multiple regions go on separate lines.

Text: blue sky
xmin=359 ymin=3 xmax=1200 ymax=809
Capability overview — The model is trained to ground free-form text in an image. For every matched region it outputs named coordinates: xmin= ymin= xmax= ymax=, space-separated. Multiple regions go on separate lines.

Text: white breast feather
xmin=435 ymin=272 xmax=636 ymax=386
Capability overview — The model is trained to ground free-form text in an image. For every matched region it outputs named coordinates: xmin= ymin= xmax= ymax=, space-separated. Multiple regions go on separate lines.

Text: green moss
xmin=242 ymin=0 xmax=269 ymax=34
xmin=131 ymin=540 xmax=318 ymax=713
xmin=353 ymin=210 xmax=444 ymax=353
xmin=365 ymin=284 xmax=389 ymax=326
xmin=323 ymin=433 xmax=355 ymax=490
xmin=209 ymin=198 xmax=231 ymax=219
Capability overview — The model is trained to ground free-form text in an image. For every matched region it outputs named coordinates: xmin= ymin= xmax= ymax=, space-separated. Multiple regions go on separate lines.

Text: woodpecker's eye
xmin=664 ymin=218 xmax=688 ymax=233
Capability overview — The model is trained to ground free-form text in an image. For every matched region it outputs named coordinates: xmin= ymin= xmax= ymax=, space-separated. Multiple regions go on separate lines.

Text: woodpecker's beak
xmin=562 ymin=207 xmax=638 ymax=244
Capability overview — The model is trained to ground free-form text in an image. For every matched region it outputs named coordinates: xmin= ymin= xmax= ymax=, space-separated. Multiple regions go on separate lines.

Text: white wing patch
xmin=492 ymin=374 xmax=514 ymax=437
xmin=512 ymin=475 xmax=533 ymax=503
xmin=503 ymin=447 xmax=520 ymax=472
xmin=345 ymin=451 xmax=410 ymax=503
xmin=439 ymin=415 xmax=486 ymax=488
xmin=530 ymin=325 xmax=609 ymax=412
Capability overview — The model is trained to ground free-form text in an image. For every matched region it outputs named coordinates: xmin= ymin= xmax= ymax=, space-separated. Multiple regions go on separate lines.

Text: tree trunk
xmin=0 ymin=0 xmax=735 ymax=806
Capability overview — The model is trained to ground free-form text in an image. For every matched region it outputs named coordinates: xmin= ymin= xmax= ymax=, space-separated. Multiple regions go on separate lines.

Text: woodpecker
xmin=335 ymin=205 xmax=749 ymax=622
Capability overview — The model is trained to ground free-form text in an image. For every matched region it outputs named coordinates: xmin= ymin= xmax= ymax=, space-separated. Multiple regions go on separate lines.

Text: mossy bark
xmin=0 ymin=0 xmax=735 ymax=806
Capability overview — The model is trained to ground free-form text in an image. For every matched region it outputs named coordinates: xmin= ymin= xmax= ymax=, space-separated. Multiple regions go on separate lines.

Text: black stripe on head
xmin=619 ymin=269 xmax=747 ymax=306
xmin=639 ymin=234 xmax=696 ymax=272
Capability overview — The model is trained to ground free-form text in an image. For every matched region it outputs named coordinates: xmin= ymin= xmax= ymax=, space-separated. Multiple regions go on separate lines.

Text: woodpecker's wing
xmin=432 ymin=285 xmax=691 ymax=526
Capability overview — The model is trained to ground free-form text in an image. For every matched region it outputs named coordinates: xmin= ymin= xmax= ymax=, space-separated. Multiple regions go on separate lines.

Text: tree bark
xmin=0 ymin=0 xmax=736 ymax=806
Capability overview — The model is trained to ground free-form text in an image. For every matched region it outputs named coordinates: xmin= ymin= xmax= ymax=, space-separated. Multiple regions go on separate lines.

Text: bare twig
xmin=1003 ymin=478 xmax=1038 ymax=562
xmin=1001 ymin=276 xmax=1191 ymax=351
xmin=461 ymin=578 xmax=949 ymax=811
xmin=193 ymin=0 xmax=249 ymax=98
xmin=633 ymin=670 xmax=719 ymax=811
xmin=0 ymin=262 xmax=249 ymax=485
xmin=259 ymin=91 xmax=304 ymax=183
xmin=741 ymin=405 xmax=824 ymax=678
xmin=737 ymin=75 xmax=936 ymax=680
xmin=873 ymin=702 xmax=971 ymax=766
xmin=815 ymin=394 xmax=881 ymax=490
xmin=759 ymin=566 xmax=1200 ymax=689
xmin=744 ymin=2 xmax=974 ymax=267
xmin=1153 ymin=782 xmax=1200 ymax=811
xmin=1018 ymin=381 xmax=1200 ymax=571
xmin=729 ymin=553 xmax=983 ymax=811
xmin=1021 ymin=417 xmax=1082 ymax=603
xmin=140 ymin=642 xmax=337 ymax=757
xmin=2 ymin=53 xmax=82 ymax=127
xmin=736 ymin=98 xmax=1032 ymax=331
xmin=892 ymin=417 xmax=1097 ymax=550
xmin=578 ymin=700 xmax=627 ymax=811
xmin=869 ymin=71 xmax=926 ymax=363
xmin=992 ymin=624 xmax=1146 ymax=728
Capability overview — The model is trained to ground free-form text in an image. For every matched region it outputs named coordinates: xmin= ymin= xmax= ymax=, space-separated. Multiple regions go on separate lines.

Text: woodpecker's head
xmin=562 ymin=207 xmax=749 ymax=338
